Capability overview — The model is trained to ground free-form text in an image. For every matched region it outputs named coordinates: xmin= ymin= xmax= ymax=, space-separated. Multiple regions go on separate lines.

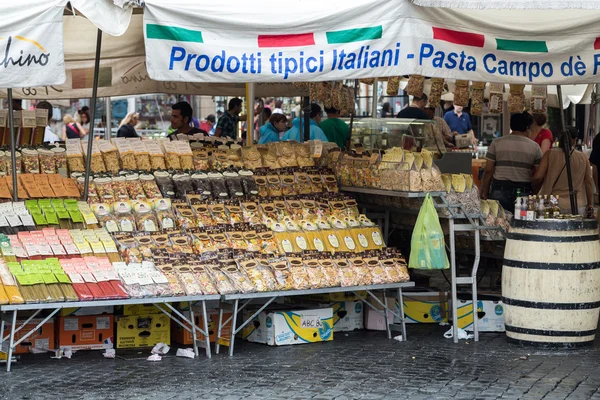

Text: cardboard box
xmin=2 ymin=319 xmax=55 ymax=354
xmin=396 ymin=292 xmax=449 ymax=324
xmin=56 ymin=315 xmax=114 ymax=350
xmin=59 ymin=306 xmax=114 ymax=317
xmin=116 ymin=313 xmax=170 ymax=348
xmin=241 ymin=308 xmax=269 ymax=344
xmin=121 ymin=304 xmax=171 ymax=316
xmin=454 ymin=294 xmax=505 ymax=332
xmin=365 ymin=298 xmax=395 ymax=331
xmin=266 ymin=308 xmax=333 ymax=346
xmin=331 ymin=301 xmax=364 ymax=332
xmin=171 ymin=309 xmax=232 ymax=345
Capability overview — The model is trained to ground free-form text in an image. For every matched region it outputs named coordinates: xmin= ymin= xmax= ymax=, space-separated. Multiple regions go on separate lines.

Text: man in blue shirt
xmin=444 ymin=105 xmax=476 ymax=146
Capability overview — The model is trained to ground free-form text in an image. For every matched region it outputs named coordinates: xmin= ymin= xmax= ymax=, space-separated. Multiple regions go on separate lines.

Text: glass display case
xmin=342 ymin=117 xmax=444 ymax=153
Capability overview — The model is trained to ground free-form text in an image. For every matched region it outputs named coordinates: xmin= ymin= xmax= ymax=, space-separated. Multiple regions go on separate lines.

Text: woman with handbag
xmin=533 ymin=127 xmax=594 ymax=217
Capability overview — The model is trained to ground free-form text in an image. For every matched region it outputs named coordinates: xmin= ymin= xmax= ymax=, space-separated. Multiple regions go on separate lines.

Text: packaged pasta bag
xmin=192 ymin=265 xmax=218 ymax=295
xmin=386 ymin=76 xmax=400 ymax=96
xmin=114 ymin=139 xmax=137 ymax=170
xmin=254 ymin=257 xmax=278 ymax=291
xmin=209 ymin=229 xmax=233 ymax=250
xmin=295 ymin=143 xmax=315 ymax=168
xmin=244 ymin=229 xmax=262 ymax=252
xmin=389 ymin=249 xmax=410 ymax=282
xmin=379 ymin=253 xmax=401 ymax=283
xmin=254 ymin=172 xmax=269 ymax=198
xmin=488 ymin=83 xmax=504 ymax=114
xmin=175 ymin=265 xmax=203 ymax=296
xmin=453 ymin=80 xmax=470 ymax=107
xmin=146 ymin=141 xmax=166 ymax=170
xmin=335 ymin=255 xmax=357 ymax=287
xmin=239 ymin=258 xmax=267 ymax=292
xmin=277 ymin=142 xmax=298 ymax=168
xmin=0 ymin=261 xmax=23 ymax=303
xmin=219 ymin=263 xmax=254 ymax=294
xmin=427 ymin=78 xmax=445 ymax=108
xmin=162 ymin=141 xmax=182 ymax=170
xmin=409 ymin=152 xmax=423 ymax=192
xmin=406 ymin=75 xmax=425 ymax=97
xmin=349 ymin=256 xmax=372 ymax=286
xmin=98 ymin=140 xmax=120 ymax=174
xmin=365 ymin=255 xmax=389 ymax=285
xmin=242 ymin=146 xmax=264 ymax=170
xmin=225 ymin=202 xmax=244 ymax=225
xmin=316 ymin=257 xmax=338 ymax=287
xmin=471 ymin=88 xmax=485 ymax=116
xmin=463 ymin=173 xmax=481 ymax=215
xmin=280 ymin=172 xmax=297 ymax=197
xmin=287 ymin=255 xmax=310 ymax=290
xmin=260 ymin=144 xmax=281 ymax=169
xmin=132 ymin=141 xmax=151 ymax=172
xmin=241 ymin=201 xmax=260 ymax=224
xmin=206 ymin=264 xmax=237 ymax=294
xmin=270 ymin=257 xmax=294 ymax=290
xmin=295 ymin=170 xmax=312 ymax=195
xmin=227 ymin=227 xmax=247 ymax=250
xmin=508 ymin=84 xmax=525 ymax=113
xmin=304 ymin=255 xmax=327 ymax=288
xmin=257 ymin=225 xmax=281 ymax=255
xmin=266 ymin=174 xmax=283 ymax=197
xmin=530 ymin=85 xmax=548 ymax=113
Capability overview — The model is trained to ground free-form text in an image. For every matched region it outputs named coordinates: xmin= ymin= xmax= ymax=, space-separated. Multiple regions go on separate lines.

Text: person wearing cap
xmin=199 ymin=115 xmax=216 ymax=135
xmin=282 ymin=103 xmax=328 ymax=142
xmin=320 ymin=106 xmax=350 ymax=149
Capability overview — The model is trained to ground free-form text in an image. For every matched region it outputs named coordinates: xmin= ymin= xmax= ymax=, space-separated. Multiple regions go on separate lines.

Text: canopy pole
xmin=557 ymin=85 xmax=577 ymax=215
xmin=348 ymin=79 xmax=359 ymax=149
xmin=371 ymin=78 xmax=378 ymax=117
xmin=303 ymin=96 xmax=310 ymax=142
xmin=105 ymin=97 xmax=112 ymax=140
xmin=83 ymin=29 xmax=103 ymax=202
xmin=246 ymin=83 xmax=255 ymax=146
xmin=7 ymin=89 xmax=17 ymax=201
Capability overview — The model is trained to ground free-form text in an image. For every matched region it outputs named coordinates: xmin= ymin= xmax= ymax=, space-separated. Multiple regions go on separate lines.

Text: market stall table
xmin=0 ymin=294 xmax=221 ymax=372
xmin=215 ymin=282 xmax=415 ymax=357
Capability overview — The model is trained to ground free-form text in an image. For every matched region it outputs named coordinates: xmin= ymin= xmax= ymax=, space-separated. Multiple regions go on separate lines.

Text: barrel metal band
xmin=506 ymin=233 xmax=599 ymax=243
xmin=512 ymin=219 xmax=598 ymax=231
xmin=503 ymin=259 xmax=600 ymax=271
xmin=502 ymin=297 xmax=600 ymax=310
xmin=505 ymin=325 xmax=597 ymax=337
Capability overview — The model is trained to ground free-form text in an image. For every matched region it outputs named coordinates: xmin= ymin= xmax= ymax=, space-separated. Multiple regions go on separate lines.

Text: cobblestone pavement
xmin=2 ymin=325 xmax=600 ymax=400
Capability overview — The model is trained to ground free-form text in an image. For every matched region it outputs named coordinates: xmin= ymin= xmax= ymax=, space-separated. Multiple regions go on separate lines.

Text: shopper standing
xmin=215 ymin=98 xmax=243 ymax=139
xmin=282 ymin=103 xmax=328 ymax=142
xmin=480 ymin=112 xmax=543 ymax=212
xmin=533 ymin=127 xmax=594 ymax=216
xmin=396 ymin=95 xmax=429 ymax=120
xmin=35 ymin=101 xmax=60 ymax=144
xmin=168 ymin=101 xmax=206 ymax=140
xmin=117 ymin=112 xmax=140 ymax=138
xmin=320 ymin=106 xmax=350 ymax=149
xmin=530 ymin=113 xmax=553 ymax=155
xmin=78 ymin=107 xmax=91 ymax=137
xmin=62 ymin=114 xmax=85 ymax=140
xmin=258 ymin=114 xmax=287 ymax=144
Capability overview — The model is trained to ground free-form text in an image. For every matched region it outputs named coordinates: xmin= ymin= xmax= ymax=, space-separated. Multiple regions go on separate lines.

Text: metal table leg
xmin=472 ymin=220 xmax=481 ymax=342
xmin=228 ymin=299 xmax=239 ymax=357
xmin=215 ymin=305 xmax=224 ymax=355
xmin=6 ymin=310 xmax=16 ymax=372
xmin=449 ymin=218 xmax=459 ymax=344
xmin=397 ymin=287 xmax=407 ymax=341
xmin=383 ymin=289 xmax=391 ymax=340
xmin=201 ymin=299 xmax=211 ymax=359
xmin=188 ymin=301 xmax=199 ymax=358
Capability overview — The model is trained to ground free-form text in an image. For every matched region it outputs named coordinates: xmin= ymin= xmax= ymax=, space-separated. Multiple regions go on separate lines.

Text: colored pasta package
xmin=304 ymin=257 xmax=327 ymax=289
xmin=269 ymin=258 xmax=293 ymax=291
xmin=335 ymin=257 xmax=357 ymax=287
xmin=288 ymin=256 xmax=311 ymax=290
xmin=239 ymin=259 xmax=268 ymax=292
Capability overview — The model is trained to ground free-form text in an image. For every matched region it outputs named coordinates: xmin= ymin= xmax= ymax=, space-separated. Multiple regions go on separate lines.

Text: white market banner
xmin=0 ymin=1 xmax=66 ymax=88
xmin=144 ymin=0 xmax=600 ymax=85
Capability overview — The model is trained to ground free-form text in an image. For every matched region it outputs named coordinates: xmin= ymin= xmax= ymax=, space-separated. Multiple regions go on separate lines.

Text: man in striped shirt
xmin=480 ymin=112 xmax=542 ymax=213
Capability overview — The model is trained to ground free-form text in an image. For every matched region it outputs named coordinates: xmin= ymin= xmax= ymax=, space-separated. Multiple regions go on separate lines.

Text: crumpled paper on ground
xmin=443 ymin=327 xmax=474 ymax=340
xmin=51 ymin=348 xmax=73 ymax=359
xmin=151 ymin=343 xmax=170 ymax=355
xmin=176 ymin=348 xmax=195 ymax=359
xmin=103 ymin=349 xmax=116 ymax=359
xmin=147 ymin=354 xmax=162 ymax=362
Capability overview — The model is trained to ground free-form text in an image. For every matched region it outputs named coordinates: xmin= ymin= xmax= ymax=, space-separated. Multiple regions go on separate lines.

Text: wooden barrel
xmin=502 ymin=219 xmax=600 ymax=347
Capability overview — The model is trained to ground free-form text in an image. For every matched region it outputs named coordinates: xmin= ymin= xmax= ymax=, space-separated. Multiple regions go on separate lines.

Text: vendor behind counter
xmin=480 ymin=112 xmax=542 ymax=213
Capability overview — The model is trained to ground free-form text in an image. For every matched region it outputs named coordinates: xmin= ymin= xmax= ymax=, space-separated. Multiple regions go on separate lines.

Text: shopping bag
xmin=408 ymin=193 xmax=449 ymax=270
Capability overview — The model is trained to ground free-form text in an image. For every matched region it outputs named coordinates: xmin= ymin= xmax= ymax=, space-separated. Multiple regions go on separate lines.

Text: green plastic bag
xmin=409 ymin=193 xmax=449 ymax=270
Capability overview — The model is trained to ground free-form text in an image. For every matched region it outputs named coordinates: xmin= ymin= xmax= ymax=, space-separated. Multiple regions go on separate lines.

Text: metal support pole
xmin=201 ymin=300 xmax=211 ymax=359
xmin=449 ymin=218 xmax=458 ymax=343
xmin=7 ymin=89 xmax=17 ymax=201
xmin=188 ymin=301 xmax=199 ymax=358
xmin=557 ymin=85 xmax=577 ymax=214
xmin=104 ymin=97 xmax=112 ymax=140
xmin=246 ymin=83 xmax=255 ymax=146
xmin=371 ymin=78 xmax=379 ymax=117
xmin=6 ymin=310 xmax=16 ymax=372
xmin=228 ymin=299 xmax=239 ymax=357
xmin=302 ymin=96 xmax=310 ymax=142
xmin=83 ymin=29 xmax=103 ymax=202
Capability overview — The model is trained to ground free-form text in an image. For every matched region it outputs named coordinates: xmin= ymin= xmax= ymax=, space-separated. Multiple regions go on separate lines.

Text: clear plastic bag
xmin=409 ymin=193 xmax=450 ymax=270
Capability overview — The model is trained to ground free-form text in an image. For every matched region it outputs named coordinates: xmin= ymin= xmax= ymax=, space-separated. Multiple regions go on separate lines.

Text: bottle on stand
xmin=514 ymin=189 xmax=522 ymax=220
xmin=543 ymin=195 xmax=551 ymax=219
xmin=521 ymin=196 xmax=528 ymax=220
xmin=553 ymin=195 xmax=560 ymax=217
xmin=537 ymin=196 xmax=545 ymax=219
xmin=527 ymin=196 xmax=536 ymax=221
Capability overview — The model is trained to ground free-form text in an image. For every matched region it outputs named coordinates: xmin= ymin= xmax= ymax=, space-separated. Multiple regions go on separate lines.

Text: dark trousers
xmin=489 ymin=180 xmax=532 ymax=214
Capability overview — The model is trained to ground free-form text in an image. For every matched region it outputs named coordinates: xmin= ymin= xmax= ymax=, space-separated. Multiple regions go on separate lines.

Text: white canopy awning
xmin=411 ymin=0 xmax=600 ymax=10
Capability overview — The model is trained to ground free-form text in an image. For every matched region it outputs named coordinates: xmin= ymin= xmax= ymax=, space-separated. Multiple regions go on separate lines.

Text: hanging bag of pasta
xmin=530 ymin=85 xmax=547 ymax=113
xmin=453 ymin=80 xmax=470 ymax=107
xmin=409 ymin=193 xmax=449 ymax=270
xmin=488 ymin=83 xmax=504 ymax=114
xmin=427 ymin=78 xmax=445 ymax=108
xmin=387 ymin=77 xmax=401 ymax=96
xmin=406 ymin=75 xmax=425 ymax=97
xmin=470 ymin=82 xmax=486 ymax=116
xmin=509 ymin=84 xmax=526 ymax=113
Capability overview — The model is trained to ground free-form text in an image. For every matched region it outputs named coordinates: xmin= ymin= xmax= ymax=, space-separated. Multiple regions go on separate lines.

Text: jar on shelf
xmin=38 ymin=149 xmax=56 ymax=174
